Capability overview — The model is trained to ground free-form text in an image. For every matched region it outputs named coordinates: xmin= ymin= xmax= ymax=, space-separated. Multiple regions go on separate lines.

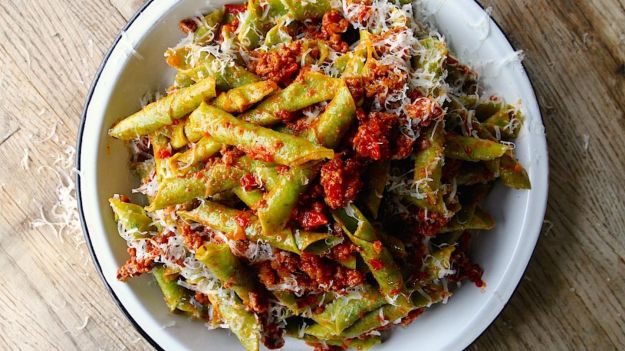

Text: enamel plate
xmin=77 ymin=0 xmax=548 ymax=350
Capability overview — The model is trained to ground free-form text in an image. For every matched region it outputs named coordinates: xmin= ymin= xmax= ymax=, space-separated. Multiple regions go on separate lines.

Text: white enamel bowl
xmin=77 ymin=1 xmax=548 ymax=350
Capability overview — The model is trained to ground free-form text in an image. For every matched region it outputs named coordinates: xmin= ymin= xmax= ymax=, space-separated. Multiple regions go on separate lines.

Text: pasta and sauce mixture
xmin=108 ymin=0 xmax=530 ymax=350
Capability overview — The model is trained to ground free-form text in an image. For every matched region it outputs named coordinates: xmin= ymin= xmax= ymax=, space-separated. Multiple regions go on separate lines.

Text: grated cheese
xmin=582 ymin=134 xmax=590 ymax=151
xmin=120 ymin=31 xmax=144 ymax=60
xmin=75 ymin=316 xmax=90 ymax=331
xmin=20 ymin=148 xmax=30 ymax=170
xmin=31 ymin=146 xmax=84 ymax=250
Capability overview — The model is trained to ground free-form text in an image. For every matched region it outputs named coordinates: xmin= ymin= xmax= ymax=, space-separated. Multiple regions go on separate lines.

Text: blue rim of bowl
xmin=75 ymin=1 xmax=545 ymax=350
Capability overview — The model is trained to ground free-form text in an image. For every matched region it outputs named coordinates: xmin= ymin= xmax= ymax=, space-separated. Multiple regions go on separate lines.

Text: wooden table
xmin=0 ymin=0 xmax=623 ymax=350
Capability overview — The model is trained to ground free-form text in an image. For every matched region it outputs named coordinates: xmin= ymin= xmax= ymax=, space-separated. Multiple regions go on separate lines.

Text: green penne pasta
xmin=240 ymin=71 xmax=343 ymax=126
xmin=294 ymin=230 xmax=332 ymax=252
xmin=168 ymin=120 xmax=188 ymax=149
xmin=445 ymin=134 xmax=510 ymax=161
xmin=293 ymin=331 xmax=380 ymax=351
xmin=196 ymin=243 xmax=256 ymax=306
xmin=455 ymin=162 xmax=497 ymax=185
xmin=152 ymin=266 xmax=186 ymax=312
xmin=212 ymin=80 xmax=279 ymax=114
xmin=303 ymin=234 xmax=345 ymax=255
xmin=194 ymin=8 xmax=225 ymax=45
xmin=264 ymin=14 xmax=295 ymax=48
xmin=340 ymin=37 xmax=367 ymax=78
xmin=308 ymin=285 xmax=387 ymax=337
xmin=499 ymin=151 xmax=531 ymax=189
xmin=233 ymin=187 xmax=264 ymax=210
xmin=187 ymin=103 xmax=334 ymax=166
xmin=332 ymin=205 xmax=405 ymax=297
xmin=147 ymin=162 xmax=244 ymax=211
xmin=413 ymin=37 xmax=448 ymax=96
xmin=151 ymin=133 xmax=173 ymax=182
xmin=238 ymin=0 xmax=264 ymax=48
xmin=168 ymin=136 xmax=222 ymax=175
xmin=378 ymin=230 xmax=407 ymax=258
xmin=442 ymin=206 xmax=494 ymax=232
xmin=206 ymin=291 xmax=261 ymax=351
xmin=109 ymin=77 xmax=216 ymax=140
xmin=273 ymin=291 xmax=332 ymax=316
xmin=421 ymin=246 xmax=456 ymax=281
xmin=360 ymin=160 xmax=391 ymax=219
xmin=147 ymin=178 xmax=207 ymax=211
xmin=474 ymin=100 xmax=506 ymax=121
xmin=464 ymin=118 xmax=530 ymax=189
xmin=181 ymin=54 xmax=260 ymax=91
xmin=483 ymin=107 xmax=524 ymax=140
xmin=281 ymin=0 xmax=331 ymax=20
xmin=302 ymin=85 xmax=357 ymax=149
xmin=109 ymin=197 xmax=152 ymax=235
xmin=174 ymin=71 xmax=195 ymax=89
xmin=272 ymin=291 xmax=303 ymax=315
xmin=178 ymin=200 xmax=300 ymax=253
xmin=406 ymin=123 xmax=446 ymax=213
xmin=342 ymin=294 xmax=414 ymax=339
xmin=441 ymin=183 xmax=490 ymax=232
xmin=258 ymin=166 xmax=313 ymax=235
xmin=333 ymin=286 xmax=440 ymax=333
xmin=273 ymin=291 xmax=335 ymax=316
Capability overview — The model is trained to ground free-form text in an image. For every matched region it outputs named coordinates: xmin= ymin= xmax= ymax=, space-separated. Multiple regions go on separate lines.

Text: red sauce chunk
xmin=416 ymin=209 xmax=450 ymax=236
xmin=224 ymin=3 xmax=246 ymax=14
xmin=320 ymin=155 xmax=365 ymax=209
xmin=258 ymin=251 xmax=364 ymax=294
xmin=352 ymin=112 xmax=397 ymax=160
xmin=368 ymin=258 xmax=384 ymax=271
xmin=249 ymin=41 xmax=303 ymax=87
xmin=294 ymin=198 xmax=329 ymax=231
xmin=447 ymin=232 xmax=485 ymax=287
xmin=156 ymin=148 xmax=172 ymax=159
xmin=300 ymin=211 xmax=328 ymax=231
xmin=178 ymin=18 xmax=198 ymax=34
xmin=234 ymin=212 xmax=252 ymax=229
xmin=240 ymin=173 xmax=259 ymax=191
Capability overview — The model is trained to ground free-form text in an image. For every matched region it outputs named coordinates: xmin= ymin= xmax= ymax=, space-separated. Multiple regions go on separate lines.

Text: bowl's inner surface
xmin=79 ymin=1 xmax=547 ymax=350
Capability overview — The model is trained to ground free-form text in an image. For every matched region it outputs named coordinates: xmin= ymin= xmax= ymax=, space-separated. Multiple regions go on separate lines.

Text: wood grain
xmin=0 ymin=0 xmax=622 ymax=350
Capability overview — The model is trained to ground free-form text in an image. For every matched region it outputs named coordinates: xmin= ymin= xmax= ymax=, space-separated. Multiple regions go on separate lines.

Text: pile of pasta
xmin=108 ymin=0 xmax=530 ymax=350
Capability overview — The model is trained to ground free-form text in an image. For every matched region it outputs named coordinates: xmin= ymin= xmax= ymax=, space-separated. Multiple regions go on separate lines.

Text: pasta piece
xmin=168 ymin=136 xmax=222 ymax=176
xmin=341 ymin=294 xmax=414 ymax=339
xmin=187 ymin=103 xmax=334 ymax=166
xmin=147 ymin=163 xmax=245 ymax=211
xmin=360 ymin=160 xmax=391 ymax=218
xmin=445 ymin=134 xmax=510 ymax=161
xmin=109 ymin=77 xmax=216 ymax=140
xmin=406 ymin=123 xmax=446 ymax=214
xmin=307 ymin=285 xmax=387 ymax=337
xmin=302 ymin=85 xmax=357 ymax=149
xmin=332 ymin=205 xmax=405 ymax=298
xmin=179 ymin=53 xmax=261 ymax=91
xmin=109 ymin=197 xmax=152 ymax=236
xmin=258 ymin=166 xmax=314 ymax=235
xmin=240 ymin=71 xmax=343 ymax=126
xmin=178 ymin=200 xmax=300 ymax=253
xmin=499 ymin=151 xmax=531 ymax=189
xmin=206 ymin=291 xmax=261 ymax=351
xmin=212 ymin=80 xmax=279 ymax=114
xmin=196 ymin=243 xmax=257 ymax=306
xmin=152 ymin=267 xmax=182 ymax=312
